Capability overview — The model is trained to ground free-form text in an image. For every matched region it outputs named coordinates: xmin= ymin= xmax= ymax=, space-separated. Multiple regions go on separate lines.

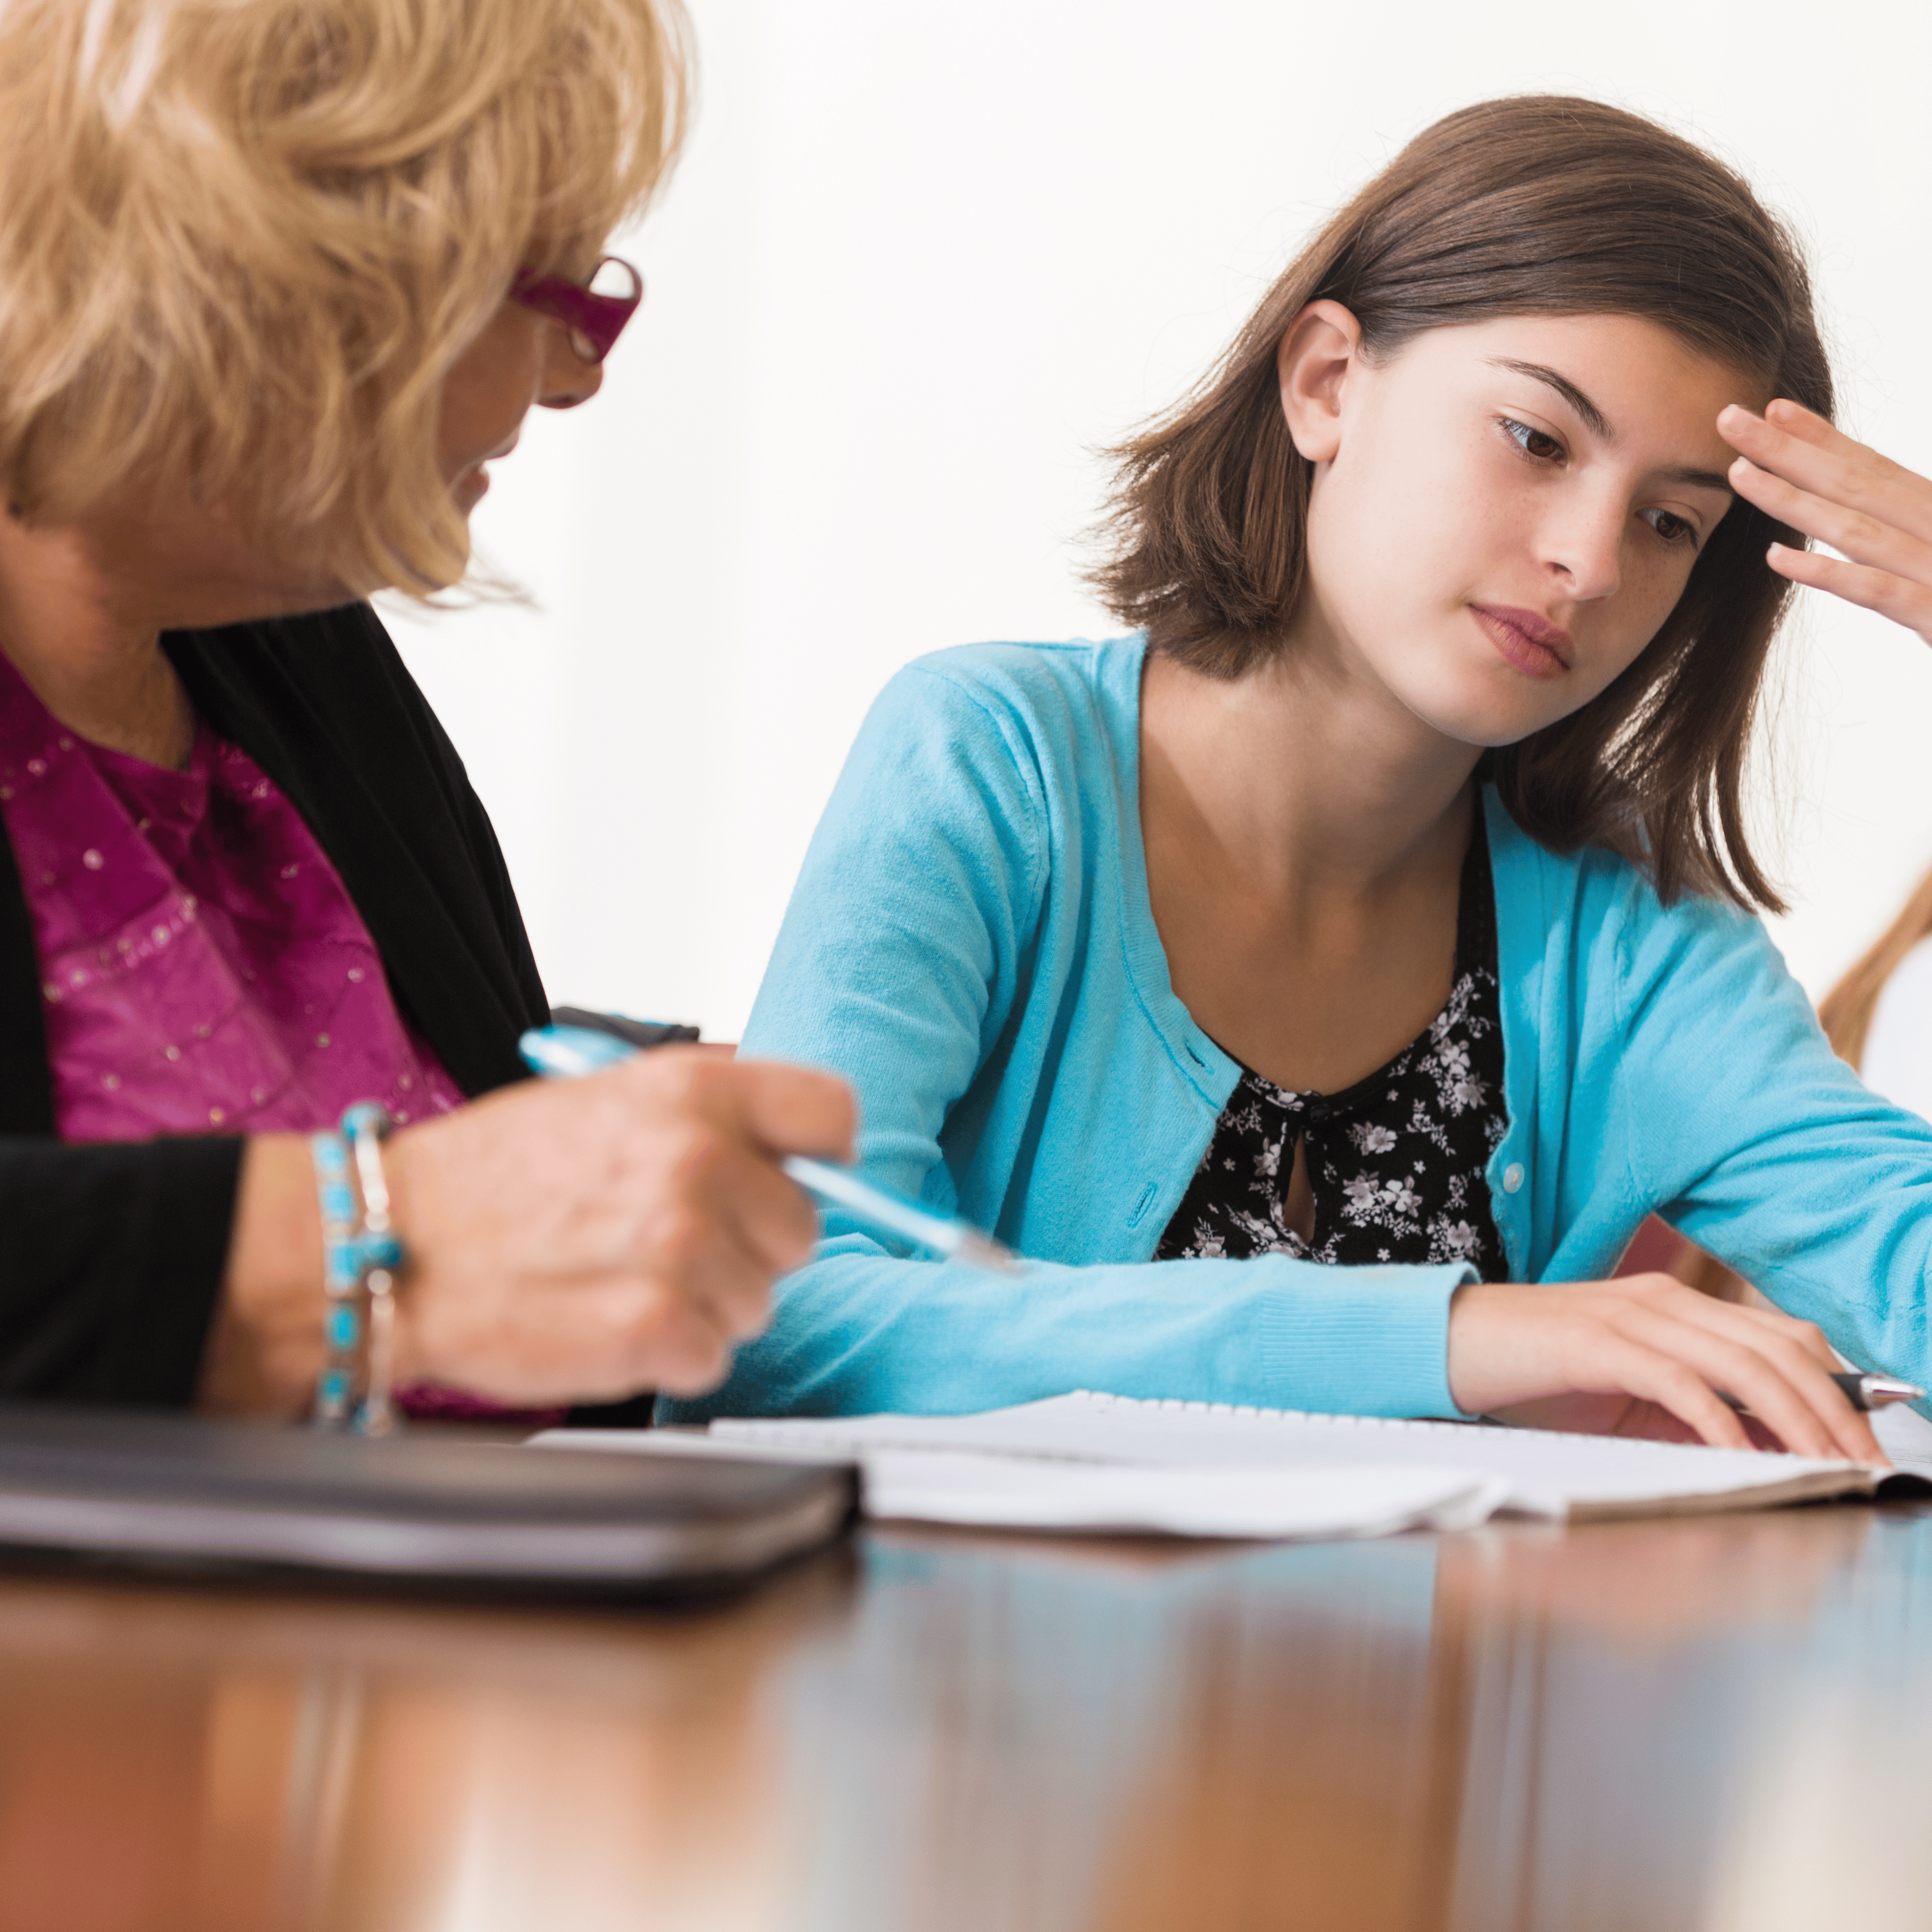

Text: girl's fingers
xmin=1451 ymin=1279 xmax=1894 ymax=1465
xmin=1731 ymin=1300 xmax=1850 ymax=1371
xmin=1720 ymin=401 xmax=1932 ymax=550
xmin=1617 ymin=1311 xmax=1837 ymax=1458
xmin=1593 ymin=1338 xmax=1755 ymax=1451
xmin=1683 ymin=1321 xmax=1877 ymax=1460
xmin=1729 ymin=453 xmax=1932 ymax=587
xmin=1682 ymin=1300 xmax=1884 ymax=1461
xmin=1765 ymin=541 xmax=1932 ymax=642
xmin=1627 ymin=1297 xmax=1884 ymax=1464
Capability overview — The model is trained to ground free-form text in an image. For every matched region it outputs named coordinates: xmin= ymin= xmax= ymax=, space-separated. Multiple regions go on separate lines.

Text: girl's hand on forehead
xmin=1719 ymin=400 xmax=1932 ymax=647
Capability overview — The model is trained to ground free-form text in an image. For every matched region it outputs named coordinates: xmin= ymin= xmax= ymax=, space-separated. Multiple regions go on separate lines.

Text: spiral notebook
xmin=546 ymin=1389 xmax=1929 ymax=1538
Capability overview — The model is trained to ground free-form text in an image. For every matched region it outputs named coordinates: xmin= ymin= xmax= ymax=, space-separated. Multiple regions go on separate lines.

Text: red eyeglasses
xmin=509 ymin=255 xmax=643 ymax=364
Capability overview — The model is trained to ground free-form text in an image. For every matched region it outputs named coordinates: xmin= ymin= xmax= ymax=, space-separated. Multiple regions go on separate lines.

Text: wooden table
xmin=4 ymin=1501 xmax=1930 ymax=1932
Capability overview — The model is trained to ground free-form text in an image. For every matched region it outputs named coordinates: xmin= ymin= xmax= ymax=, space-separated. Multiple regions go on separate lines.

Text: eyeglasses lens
xmin=588 ymin=258 xmax=642 ymax=302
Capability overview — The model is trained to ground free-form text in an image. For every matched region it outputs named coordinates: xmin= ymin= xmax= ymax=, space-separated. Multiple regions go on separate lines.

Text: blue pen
xmin=518 ymin=1023 xmax=1023 ymax=1274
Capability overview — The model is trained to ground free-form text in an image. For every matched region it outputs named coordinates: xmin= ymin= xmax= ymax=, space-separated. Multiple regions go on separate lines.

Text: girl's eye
xmin=1501 ymin=417 xmax=1565 ymax=463
xmin=1642 ymin=507 xmax=1701 ymax=551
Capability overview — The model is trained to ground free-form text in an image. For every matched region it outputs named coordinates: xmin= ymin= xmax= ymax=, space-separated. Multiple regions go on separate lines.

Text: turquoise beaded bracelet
xmin=308 ymin=1101 xmax=405 ymax=1434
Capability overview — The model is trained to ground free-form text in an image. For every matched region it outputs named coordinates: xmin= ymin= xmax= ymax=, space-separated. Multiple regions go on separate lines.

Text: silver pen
xmin=1719 ymin=1371 xmax=1924 ymax=1418
xmin=1831 ymin=1372 xmax=1924 ymax=1413
xmin=517 ymin=1023 xmax=1023 ymax=1274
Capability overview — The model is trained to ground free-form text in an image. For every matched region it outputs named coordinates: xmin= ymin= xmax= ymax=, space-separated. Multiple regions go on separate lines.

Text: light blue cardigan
xmin=667 ymin=635 xmax=1932 ymax=1423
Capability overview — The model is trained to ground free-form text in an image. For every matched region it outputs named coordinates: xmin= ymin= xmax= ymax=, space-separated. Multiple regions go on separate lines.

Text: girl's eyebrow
xmin=1660 ymin=464 xmax=1736 ymax=495
xmin=1485 ymin=357 xmax=1734 ymax=496
xmin=1487 ymin=357 xmax=1612 ymax=437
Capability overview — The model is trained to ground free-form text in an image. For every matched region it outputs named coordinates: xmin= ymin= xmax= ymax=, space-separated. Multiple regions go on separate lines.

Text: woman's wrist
xmin=311 ymin=1104 xmax=408 ymax=1432
xmin=196 ymin=1133 xmax=328 ymax=1415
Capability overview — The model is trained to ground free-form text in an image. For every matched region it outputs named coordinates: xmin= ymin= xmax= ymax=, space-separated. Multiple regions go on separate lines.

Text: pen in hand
xmin=1828 ymin=1373 xmax=1924 ymax=1413
xmin=518 ymin=1023 xmax=1024 ymax=1275
xmin=1718 ymin=1372 xmax=1923 ymax=1420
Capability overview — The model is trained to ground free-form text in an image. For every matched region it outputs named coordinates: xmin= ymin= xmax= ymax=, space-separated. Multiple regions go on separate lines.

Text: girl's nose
xmin=1542 ymin=494 xmax=1623 ymax=603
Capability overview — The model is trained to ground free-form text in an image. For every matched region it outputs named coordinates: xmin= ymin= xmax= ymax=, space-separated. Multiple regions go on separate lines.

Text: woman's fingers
xmin=384 ymin=1050 xmax=859 ymax=1403
xmin=704 ymin=1143 xmax=821 ymax=1302
xmin=546 ymin=1271 xmax=742 ymax=1399
xmin=1720 ymin=400 xmax=1932 ymax=551
xmin=642 ymin=1101 xmax=821 ymax=1296
xmin=668 ymin=1053 xmax=857 ymax=1165
xmin=408 ymin=1265 xmax=741 ymax=1405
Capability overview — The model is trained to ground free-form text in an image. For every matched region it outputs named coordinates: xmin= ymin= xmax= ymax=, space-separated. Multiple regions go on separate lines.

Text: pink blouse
xmin=0 ymin=649 xmax=464 ymax=1142
xmin=0 ymin=651 xmax=571 ymax=1425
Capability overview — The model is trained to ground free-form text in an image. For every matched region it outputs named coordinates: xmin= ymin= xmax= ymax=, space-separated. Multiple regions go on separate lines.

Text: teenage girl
xmin=670 ymin=97 xmax=1932 ymax=1462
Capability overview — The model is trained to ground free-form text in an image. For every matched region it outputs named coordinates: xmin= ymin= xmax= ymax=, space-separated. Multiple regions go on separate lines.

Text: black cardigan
xmin=0 ymin=603 xmax=549 ymax=1403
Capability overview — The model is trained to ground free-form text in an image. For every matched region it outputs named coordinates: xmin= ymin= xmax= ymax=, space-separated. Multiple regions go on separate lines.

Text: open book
xmin=542 ymin=1391 xmax=1931 ymax=1541
xmin=1873 ymin=1397 xmax=1932 ymax=1481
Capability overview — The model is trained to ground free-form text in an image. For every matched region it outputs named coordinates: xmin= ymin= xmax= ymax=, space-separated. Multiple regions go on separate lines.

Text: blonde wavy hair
xmin=0 ymin=0 xmax=689 ymax=597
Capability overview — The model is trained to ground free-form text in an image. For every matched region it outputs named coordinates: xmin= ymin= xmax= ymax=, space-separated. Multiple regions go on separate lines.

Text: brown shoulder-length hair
xmin=1089 ymin=95 xmax=1833 ymax=911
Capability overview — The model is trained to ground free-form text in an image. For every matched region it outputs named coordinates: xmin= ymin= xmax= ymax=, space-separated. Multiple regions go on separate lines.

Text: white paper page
xmin=710 ymin=1392 xmax=1873 ymax=1520
xmin=530 ymin=1427 xmax=1511 ymax=1539
xmin=858 ymin=1453 xmax=1505 ymax=1538
xmin=1873 ymin=1402 xmax=1932 ymax=1481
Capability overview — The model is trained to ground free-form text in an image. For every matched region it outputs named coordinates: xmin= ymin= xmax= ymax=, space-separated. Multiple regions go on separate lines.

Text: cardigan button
xmin=1503 ymin=1163 xmax=1524 ymax=1194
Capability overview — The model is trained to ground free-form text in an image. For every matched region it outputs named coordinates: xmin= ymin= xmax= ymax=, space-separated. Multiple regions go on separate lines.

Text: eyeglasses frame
xmin=508 ymin=255 xmax=643 ymax=364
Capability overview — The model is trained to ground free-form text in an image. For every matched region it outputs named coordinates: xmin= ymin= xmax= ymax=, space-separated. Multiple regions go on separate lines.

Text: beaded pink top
xmin=0 ymin=650 xmax=464 ymax=1143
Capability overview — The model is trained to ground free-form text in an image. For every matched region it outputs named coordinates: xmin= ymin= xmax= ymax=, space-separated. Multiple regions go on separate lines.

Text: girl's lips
xmin=1471 ymin=603 xmax=1573 ymax=679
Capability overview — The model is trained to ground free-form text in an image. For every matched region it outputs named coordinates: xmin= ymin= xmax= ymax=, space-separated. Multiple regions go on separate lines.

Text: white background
xmin=387 ymin=0 xmax=1932 ymax=1041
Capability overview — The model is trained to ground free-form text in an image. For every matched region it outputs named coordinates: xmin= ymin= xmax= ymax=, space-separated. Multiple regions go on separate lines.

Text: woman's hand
xmin=1719 ymin=399 xmax=1932 ymax=643
xmin=384 ymin=1048 xmax=853 ymax=1401
xmin=1446 ymin=1273 xmax=1886 ymax=1464
xmin=204 ymin=1049 xmax=854 ymax=1413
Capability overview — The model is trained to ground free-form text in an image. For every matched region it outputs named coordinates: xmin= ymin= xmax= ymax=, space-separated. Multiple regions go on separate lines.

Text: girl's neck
xmin=1138 ymin=624 xmax=1482 ymax=1095
xmin=1139 ymin=634 xmax=1481 ymax=910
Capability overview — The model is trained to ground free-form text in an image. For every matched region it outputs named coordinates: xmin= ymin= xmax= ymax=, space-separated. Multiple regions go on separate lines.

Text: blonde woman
xmin=0 ymin=0 xmax=852 ymax=1420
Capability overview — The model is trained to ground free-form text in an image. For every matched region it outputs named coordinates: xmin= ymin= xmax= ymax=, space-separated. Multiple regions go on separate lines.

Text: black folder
xmin=0 ymin=1404 xmax=856 ymax=1599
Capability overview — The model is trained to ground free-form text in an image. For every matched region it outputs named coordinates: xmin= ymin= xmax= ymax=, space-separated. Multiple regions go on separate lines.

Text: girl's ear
xmin=1277 ymin=300 xmax=1365 ymax=464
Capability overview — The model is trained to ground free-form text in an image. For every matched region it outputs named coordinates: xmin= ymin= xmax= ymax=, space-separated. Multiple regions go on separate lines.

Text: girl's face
xmin=1280 ymin=308 xmax=1755 ymax=748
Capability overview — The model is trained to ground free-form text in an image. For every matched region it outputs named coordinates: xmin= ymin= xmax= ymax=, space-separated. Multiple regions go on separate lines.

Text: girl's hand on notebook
xmin=1718 ymin=401 xmax=1932 ymax=647
xmin=380 ymin=1047 xmax=855 ymax=1402
xmin=1446 ymin=1273 xmax=1885 ymax=1463
xmin=1477 ymin=1391 xmax=1790 ymax=1453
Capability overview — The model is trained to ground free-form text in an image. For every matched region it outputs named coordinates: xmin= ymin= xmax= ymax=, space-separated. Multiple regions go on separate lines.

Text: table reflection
xmin=0 ymin=1553 xmax=860 ymax=1932
xmin=0 ymin=1506 xmax=1926 ymax=1932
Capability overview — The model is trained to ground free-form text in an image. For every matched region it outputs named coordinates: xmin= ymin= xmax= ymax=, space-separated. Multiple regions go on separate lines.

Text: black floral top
xmin=1155 ymin=831 xmax=1510 ymax=1279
